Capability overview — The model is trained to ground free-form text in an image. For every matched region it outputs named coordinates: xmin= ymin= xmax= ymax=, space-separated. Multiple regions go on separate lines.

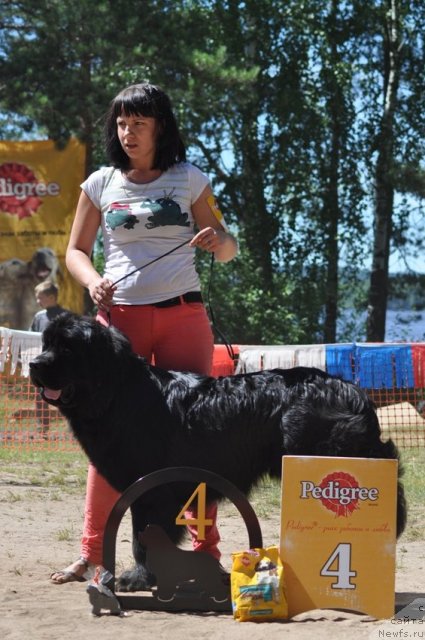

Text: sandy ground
xmin=0 ymin=472 xmax=424 ymax=640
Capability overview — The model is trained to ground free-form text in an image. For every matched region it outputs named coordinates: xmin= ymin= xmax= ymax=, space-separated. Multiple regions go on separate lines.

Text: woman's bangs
xmin=115 ymin=95 xmax=156 ymax=118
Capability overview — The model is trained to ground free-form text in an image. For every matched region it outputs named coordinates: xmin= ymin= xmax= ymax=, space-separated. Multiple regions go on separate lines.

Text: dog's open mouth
xmin=40 ymin=384 xmax=74 ymax=405
xmin=43 ymin=387 xmax=62 ymax=401
xmin=36 ymin=267 xmax=51 ymax=280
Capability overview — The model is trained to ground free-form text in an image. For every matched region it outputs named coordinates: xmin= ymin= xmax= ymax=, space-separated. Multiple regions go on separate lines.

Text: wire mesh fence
xmin=0 ymin=361 xmax=73 ymax=450
xmin=1 ymin=329 xmax=424 ymax=451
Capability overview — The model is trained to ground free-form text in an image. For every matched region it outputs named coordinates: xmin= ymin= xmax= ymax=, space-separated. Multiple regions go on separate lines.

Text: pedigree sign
xmin=0 ymin=139 xmax=86 ymax=328
xmin=280 ymin=456 xmax=398 ymax=619
xmin=0 ymin=170 xmax=60 ymax=210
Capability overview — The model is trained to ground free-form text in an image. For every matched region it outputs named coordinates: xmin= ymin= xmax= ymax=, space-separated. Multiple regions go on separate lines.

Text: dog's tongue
xmin=44 ymin=388 xmax=62 ymax=400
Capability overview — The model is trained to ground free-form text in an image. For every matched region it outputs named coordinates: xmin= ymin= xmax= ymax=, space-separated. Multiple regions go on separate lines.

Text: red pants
xmin=80 ymin=302 xmax=220 ymax=564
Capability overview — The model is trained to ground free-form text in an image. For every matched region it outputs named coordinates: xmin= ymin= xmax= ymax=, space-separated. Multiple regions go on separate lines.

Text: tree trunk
xmin=366 ymin=0 xmax=402 ymax=341
xmin=237 ymin=12 xmax=276 ymax=294
xmin=239 ymin=118 xmax=276 ymax=293
xmin=323 ymin=0 xmax=342 ymax=344
xmin=323 ymin=162 xmax=340 ymax=344
xmin=79 ymin=53 xmax=93 ymax=177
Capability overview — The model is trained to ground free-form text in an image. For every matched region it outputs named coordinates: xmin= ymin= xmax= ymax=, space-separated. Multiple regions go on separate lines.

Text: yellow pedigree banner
xmin=0 ymin=138 xmax=86 ymax=328
xmin=280 ymin=456 xmax=398 ymax=619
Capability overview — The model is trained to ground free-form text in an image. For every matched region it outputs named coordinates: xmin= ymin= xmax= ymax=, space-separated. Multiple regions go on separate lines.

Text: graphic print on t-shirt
xmin=105 ymin=203 xmax=139 ymax=230
xmin=145 ymin=197 xmax=190 ymax=229
xmin=105 ymin=197 xmax=190 ymax=231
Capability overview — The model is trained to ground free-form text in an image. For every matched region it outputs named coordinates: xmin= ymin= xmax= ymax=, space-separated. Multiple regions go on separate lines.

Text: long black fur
xmin=29 ymin=313 xmax=407 ymax=591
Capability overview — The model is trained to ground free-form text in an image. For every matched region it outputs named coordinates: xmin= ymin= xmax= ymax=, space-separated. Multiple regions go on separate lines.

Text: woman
xmin=51 ymin=82 xmax=237 ymax=584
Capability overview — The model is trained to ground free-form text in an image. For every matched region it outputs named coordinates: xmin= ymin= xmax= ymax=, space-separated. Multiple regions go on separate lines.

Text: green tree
xmin=0 ymin=0 xmax=182 ymax=172
xmin=2 ymin=0 xmax=425 ymax=345
xmin=364 ymin=0 xmax=425 ymax=340
xmin=183 ymin=1 xmax=369 ymax=343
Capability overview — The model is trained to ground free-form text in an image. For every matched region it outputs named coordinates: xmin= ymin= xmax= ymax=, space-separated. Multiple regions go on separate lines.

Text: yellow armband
xmin=207 ymin=195 xmax=229 ymax=231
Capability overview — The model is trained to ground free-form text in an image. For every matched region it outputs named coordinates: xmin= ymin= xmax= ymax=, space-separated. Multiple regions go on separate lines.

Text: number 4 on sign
xmin=175 ymin=483 xmax=212 ymax=541
xmin=320 ymin=543 xmax=357 ymax=589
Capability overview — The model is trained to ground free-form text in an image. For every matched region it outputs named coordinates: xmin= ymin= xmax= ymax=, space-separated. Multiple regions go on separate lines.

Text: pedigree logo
xmin=300 ymin=471 xmax=379 ymax=517
xmin=0 ymin=162 xmax=60 ymax=219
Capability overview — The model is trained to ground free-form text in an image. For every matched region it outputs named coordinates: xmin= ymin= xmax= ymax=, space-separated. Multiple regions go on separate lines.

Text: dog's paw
xmin=115 ymin=566 xmax=156 ymax=593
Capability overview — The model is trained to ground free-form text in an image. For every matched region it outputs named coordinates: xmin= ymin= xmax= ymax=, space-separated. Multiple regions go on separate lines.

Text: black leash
xmin=205 ymin=253 xmax=236 ymax=363
xmin=105 ymin=239 xmax=236 ymax=364
xmin=110 ymin=238 xmax=191 ymax=288
xmin=106 ymin=238 xmax=190 ymax=325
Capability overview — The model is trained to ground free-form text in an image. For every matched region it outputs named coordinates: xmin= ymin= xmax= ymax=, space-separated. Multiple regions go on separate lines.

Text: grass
xmin=0 ymin=447 xmax=423 ymax=540
xmin=401 ymin=447 xmax=425 ymax=503
xmin=398 ymin=447 xmax=425 ymax=542
xmin=250 ymin=478 xmax=282 ymax=519
xmin=0 ymin=490 xmax=23 ymax=503
xmin=56 ymin=526 xmax=75 ymax=542
xmin=0 ymin=448 xmax=88 ymax=492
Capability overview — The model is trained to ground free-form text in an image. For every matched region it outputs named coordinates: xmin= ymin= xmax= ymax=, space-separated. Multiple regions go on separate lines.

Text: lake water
xmin=338 ymin=309 xmax=425 ymax=343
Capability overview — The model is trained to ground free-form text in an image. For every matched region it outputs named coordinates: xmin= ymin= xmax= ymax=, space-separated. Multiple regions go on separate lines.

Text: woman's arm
xmin=190 ymin=185 xmax=238 ymax=263
xmin=66 ymin=190 xmax=115 ymax=310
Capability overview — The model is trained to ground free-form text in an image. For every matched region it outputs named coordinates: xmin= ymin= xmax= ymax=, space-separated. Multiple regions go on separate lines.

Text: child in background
xmin=29 ymin=281 xmax=68 ymax=436
xmin=29 ymin=281 xmax=67 ymax=332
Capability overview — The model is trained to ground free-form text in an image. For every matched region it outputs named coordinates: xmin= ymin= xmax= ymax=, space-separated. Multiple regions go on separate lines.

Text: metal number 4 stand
xmin=90 ymin=467 xmax=263 ymax=614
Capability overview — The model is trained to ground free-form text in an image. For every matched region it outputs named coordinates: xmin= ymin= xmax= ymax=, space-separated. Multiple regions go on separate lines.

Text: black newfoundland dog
xmin=29 ymin=313 xmax=406 ymax=591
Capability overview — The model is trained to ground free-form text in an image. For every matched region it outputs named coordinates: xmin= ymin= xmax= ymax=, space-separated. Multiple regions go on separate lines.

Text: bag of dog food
xmin=230 ymin=546 xmax=288 ymax=621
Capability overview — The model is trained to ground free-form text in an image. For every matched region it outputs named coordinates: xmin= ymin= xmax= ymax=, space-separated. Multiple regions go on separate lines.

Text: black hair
xmin=104 ymin=83 xmax=186 ymax=171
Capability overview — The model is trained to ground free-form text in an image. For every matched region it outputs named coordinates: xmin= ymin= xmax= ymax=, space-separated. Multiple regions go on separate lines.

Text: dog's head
xmin=27 ymin=247 xmax=61 ymax=283
xmin=254 ymin=559 xmax=277 ymax=574
xmin=29 ymin=312 xmax=133 ymax=416
xmin=0 ymin=258 xmax=29 ymax=282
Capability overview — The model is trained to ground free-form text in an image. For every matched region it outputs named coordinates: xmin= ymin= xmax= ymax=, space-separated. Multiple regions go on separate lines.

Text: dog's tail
xmin=375 ymin=436 xmax=407 ymax=538
xmin=330 ymin=411 xmax=407 ymax=539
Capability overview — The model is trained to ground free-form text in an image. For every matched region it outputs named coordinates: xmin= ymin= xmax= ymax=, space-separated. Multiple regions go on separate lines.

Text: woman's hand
xmin=190 ymin=227 xmax=223 ymax=253
xmin=88 ymin=277 xmax=116 ymax=311
xmin=190 ymin=226 xmax=238 ymax=262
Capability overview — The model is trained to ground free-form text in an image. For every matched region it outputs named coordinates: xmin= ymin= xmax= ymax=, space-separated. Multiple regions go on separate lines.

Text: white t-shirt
xmin=81 ymin=162 xmax=209 ymax=305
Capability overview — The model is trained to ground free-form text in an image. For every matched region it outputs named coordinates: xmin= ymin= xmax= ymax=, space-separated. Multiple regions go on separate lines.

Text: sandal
xmin=50 ymin=557 xmax=91 ymax=584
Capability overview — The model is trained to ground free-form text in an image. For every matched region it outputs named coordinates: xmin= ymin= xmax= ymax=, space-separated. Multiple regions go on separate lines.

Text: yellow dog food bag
xmin=230 ymin=546 xmax=288 ymax=621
